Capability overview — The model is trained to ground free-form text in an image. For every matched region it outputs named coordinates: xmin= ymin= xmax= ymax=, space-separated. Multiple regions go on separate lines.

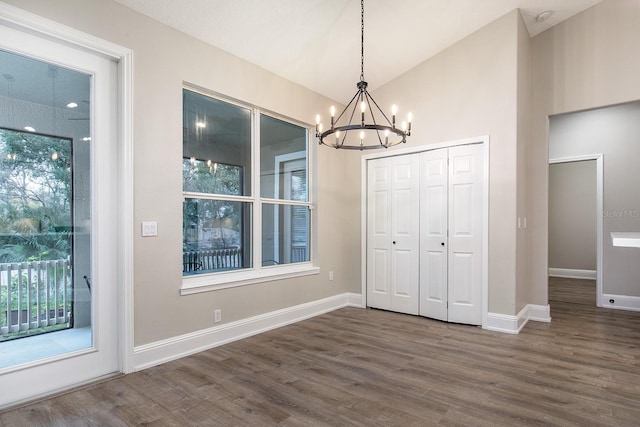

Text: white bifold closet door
xmin=366 ymin=154 xmax=420 ymax=315
xmin=419 ymin=144 xmax=483 ymax=325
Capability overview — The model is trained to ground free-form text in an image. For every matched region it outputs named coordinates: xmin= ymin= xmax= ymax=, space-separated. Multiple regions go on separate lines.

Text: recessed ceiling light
xmin=67 ymin=102 xmax=78 ymax=108
xmin=24 ymin=126 xmax=36 ymax=132
xmin=536 ymin=10 xmax=554 ymax=23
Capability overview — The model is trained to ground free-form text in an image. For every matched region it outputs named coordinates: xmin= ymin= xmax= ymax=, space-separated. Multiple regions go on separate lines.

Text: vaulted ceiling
xmin=113 ymin=0 xmax=601 ymax=103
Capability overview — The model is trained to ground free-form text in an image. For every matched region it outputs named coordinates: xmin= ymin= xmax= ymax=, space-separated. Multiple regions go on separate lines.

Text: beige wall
xmin=550 ymin=103 xmax=640 ymax=296
xmin=516 ymin=12 xmax=532 ymax=313
xmin=548 ymin=161 xmax=597 ymax=271
xmin=529 ymin=0 xmax=640 ymax=305
xmin=5 ymin=0 xmax=360 ymax=346
xmin=369 ymin=11 xmax=520 ymax=315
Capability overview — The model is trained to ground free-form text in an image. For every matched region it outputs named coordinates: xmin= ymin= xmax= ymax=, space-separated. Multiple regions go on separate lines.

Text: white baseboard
xmin=548 ymin=268 xmax=596 ymax=280
xmin=601 ymin=294 xmax=640 ymax=312
xmin=484 ymin=304 xmax=551 ymax=334
xmin=527 ymin=304 xmax=551 ymax=322
xmin=133 ymin=292 xmax=362 ymax=371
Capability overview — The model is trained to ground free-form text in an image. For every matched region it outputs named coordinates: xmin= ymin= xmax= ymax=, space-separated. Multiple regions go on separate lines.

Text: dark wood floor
xmin=2 ymin=278 xmax=640 ymax=426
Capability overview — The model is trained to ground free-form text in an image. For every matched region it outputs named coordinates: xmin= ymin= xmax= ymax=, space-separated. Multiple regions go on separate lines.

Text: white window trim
xmin=181 ymin=87 xmax=317 ymax=295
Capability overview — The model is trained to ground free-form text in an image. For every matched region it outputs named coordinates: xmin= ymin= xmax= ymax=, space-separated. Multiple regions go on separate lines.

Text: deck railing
xmin=0 ymin=259 xmax=72 ymax=337
xmin=183 ymin=248 xmax=243 ymax=273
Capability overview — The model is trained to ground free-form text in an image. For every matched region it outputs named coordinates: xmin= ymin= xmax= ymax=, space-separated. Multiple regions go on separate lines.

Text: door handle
xmin=392 ymin=241 xmax=396 ymax=245
xmin=441 ymin=242 xmax=445 ymax=246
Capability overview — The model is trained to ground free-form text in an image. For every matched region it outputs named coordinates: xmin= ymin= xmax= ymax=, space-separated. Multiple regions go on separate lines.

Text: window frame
xmin=181 ymin=86 xmax=318 ymax=295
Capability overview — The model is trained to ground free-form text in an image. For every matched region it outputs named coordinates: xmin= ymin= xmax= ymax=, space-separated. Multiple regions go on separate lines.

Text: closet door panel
xmin=390 ymin=155 xmax=420 ymax=315
xmin=419 ymin=149 xmax=448 ymax=321
xmin=367 ymin=158 xmax=393 ymax=309
xmin=448 ymin=144 xmax=483 ymax=325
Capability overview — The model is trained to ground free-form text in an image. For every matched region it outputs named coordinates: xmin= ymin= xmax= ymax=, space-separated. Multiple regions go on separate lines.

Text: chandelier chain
xmin=360 ymin=0 xmax=364 ymax=82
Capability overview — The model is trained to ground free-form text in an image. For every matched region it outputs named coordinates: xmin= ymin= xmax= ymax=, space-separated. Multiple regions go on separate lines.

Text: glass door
xmin=0 ymin=20 xmax=119 ymax=408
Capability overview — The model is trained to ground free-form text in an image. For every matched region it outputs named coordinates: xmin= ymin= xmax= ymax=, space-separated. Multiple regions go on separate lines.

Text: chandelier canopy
xmin=316 ymin=0 xmax=412 ymax=150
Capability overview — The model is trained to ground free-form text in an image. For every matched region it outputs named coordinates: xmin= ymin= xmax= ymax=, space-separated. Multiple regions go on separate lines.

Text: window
xmin=182 ymin=88 xmax=316 ymax=292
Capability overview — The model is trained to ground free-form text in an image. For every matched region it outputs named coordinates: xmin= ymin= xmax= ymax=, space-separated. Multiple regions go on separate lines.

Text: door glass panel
xmin=0 ymin=49 xmax=92 ymax=369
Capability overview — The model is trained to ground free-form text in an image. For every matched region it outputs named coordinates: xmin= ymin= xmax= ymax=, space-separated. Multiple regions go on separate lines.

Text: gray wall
xmin=548 ymin=160 xmax=597 ymax=271
xmin=549 ymin=102 xmax=640 ymax=296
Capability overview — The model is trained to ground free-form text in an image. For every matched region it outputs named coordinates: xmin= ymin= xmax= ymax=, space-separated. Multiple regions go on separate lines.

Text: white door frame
xmin=0 ymin=3 xmax=134 ymax=378
xmin=361 ymin=135 xmax=490 ymax=327
xmin=548 ymin=154 xmax=604 ymax=307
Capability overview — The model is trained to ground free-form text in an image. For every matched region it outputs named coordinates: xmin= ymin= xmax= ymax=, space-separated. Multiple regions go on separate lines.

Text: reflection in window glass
xmin=183 ymin=89 xmax=251 ymax=196
xmin=260 ymin=114 xmax=307 ymax=200
xmin=183 ymin=199 xmax=252 ymax=274
xmin=183 ymin=158 xmax=242 ymax=195
xmin=262 ymin=203 xmax=310 ymax=266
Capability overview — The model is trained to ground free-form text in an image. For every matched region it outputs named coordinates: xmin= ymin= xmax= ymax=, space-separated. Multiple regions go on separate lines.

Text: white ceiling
xmin=127 ymin=1 xmax=598 ymax=103
xmin=113 ymin=0 xmax=601 ymax=103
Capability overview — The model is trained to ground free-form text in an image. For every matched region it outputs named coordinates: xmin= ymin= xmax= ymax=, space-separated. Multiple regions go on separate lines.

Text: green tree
xmin=0 ymin=129 xmax=72 ymax=262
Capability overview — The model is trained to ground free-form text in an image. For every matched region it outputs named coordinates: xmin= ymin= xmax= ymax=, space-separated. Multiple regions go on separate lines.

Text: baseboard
xmin=548 ymin=268 xmax=596 ymax=280
xmin=133 ymin=292 xmax=362 ymax=371
xmin=485 ymin=304 xmax=551 ymax=334
xmin=601 ymin=294 xmax=640 ymax=312
xmin=527 ymin=304 xmax=551 ymax=323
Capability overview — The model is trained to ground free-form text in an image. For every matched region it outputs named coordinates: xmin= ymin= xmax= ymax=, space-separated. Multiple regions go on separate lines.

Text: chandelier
xmin=315 ymin=0 xmax=412 ymax=150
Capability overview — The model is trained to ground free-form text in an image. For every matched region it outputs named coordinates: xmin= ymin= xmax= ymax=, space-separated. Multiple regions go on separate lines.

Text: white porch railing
xmin=0 ymin=259 xmax=72 ymax=337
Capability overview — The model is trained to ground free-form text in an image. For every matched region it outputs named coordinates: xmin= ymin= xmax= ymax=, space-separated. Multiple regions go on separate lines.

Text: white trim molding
xmin=548 ymin=268 xmax=597 ymax=280
xmin=601 ymin=294 xmax=640 ymax=312
xmin=485 ymin=304 xmax=551 ymax=334
xmin=134 ymin=293 xmax=362 ymax=371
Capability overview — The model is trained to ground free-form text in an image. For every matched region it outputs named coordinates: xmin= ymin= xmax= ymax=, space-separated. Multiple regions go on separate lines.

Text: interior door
xmin=0 ymin=21 xmax=119 ymax=407
xmin=367 ymin=154 xmax=419 ymax=314
xmin=419 ymin=149 xmax=449 ymax=321
xmin=447 ymin=144 xmax=483 ymax=325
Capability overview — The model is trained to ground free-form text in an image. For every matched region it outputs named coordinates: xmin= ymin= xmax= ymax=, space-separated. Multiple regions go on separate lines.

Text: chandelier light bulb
xmin=316 ymin=114 xmax=320 ymax=125
xmin=330 ymin=106 xmax=336 ymax=117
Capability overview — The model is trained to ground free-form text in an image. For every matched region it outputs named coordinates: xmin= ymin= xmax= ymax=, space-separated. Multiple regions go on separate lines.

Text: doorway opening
xmin=548 ymin=155 xmax=603 ymax=308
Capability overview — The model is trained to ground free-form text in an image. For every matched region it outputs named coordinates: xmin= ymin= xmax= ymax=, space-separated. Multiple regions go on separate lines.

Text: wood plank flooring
xmin=2 ymin=278 xmax=640 ymax=426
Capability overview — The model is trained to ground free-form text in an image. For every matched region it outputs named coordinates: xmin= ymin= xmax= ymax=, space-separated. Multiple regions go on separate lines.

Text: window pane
xmin=183 ymin=198 xmax=252 ymax=274
xmin=262 ymin=203 xmax=310 ymax=266
xmin=183 ymin=89 xmax=251 ymax=196
xmin=260 ymin=114 xmax=307 ymax=200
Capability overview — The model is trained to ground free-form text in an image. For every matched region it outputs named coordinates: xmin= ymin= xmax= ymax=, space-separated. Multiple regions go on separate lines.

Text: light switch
xmin=141 ymin=221 xmax=157 ymax=237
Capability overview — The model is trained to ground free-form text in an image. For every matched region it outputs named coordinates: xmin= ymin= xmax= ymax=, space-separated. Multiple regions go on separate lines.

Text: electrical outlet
xmin=329 ymin=271 xmax=334 ymax=281
xmin=214 ymin=309 xmax=221 ymax=323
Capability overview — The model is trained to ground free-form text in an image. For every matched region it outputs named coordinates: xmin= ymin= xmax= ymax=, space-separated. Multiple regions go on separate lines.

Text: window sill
xmin=180 ymin=264 xmax=320 ymax=295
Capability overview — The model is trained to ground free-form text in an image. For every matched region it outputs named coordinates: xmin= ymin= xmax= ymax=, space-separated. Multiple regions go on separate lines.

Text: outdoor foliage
xmin=0 ymin=129 xmax=72 ymax=262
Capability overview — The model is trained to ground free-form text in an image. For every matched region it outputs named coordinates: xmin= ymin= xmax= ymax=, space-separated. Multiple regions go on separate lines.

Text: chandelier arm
xmin=334 ymin=89 xmax=361 ymax=125
xmin=366 ymin=91 xmax=395 ymax=127
xmin=346 ymin=93 xmax=360 ymax=128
